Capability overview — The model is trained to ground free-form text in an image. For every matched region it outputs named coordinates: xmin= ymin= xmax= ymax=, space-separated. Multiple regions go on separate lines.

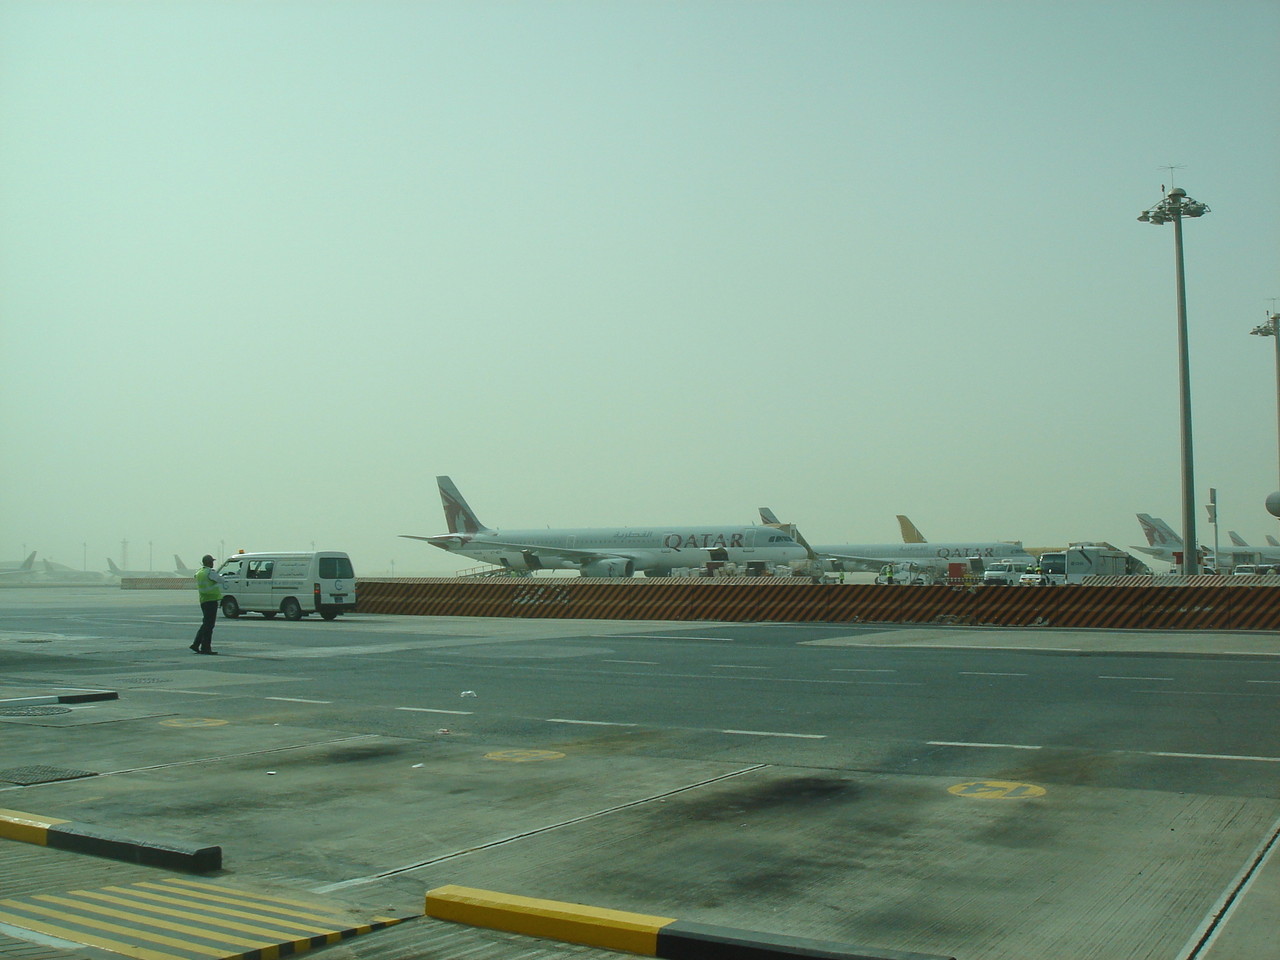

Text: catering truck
xmin=1019 ymin=543 xmax=1145 ymax=585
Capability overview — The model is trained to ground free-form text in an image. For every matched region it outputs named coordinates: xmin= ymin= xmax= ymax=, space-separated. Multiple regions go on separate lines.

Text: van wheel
xmin=281 ymin=598 xmax=303 ymax=621
xmin=220 ymin=597 xmax=240 ymax=618
xmin=320 ymin=610 xmax=339 ymax=621
xmin=261 ymin=611 xmax=277 ymax=619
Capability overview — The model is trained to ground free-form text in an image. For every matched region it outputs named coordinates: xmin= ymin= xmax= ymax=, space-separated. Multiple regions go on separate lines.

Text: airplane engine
xmin=498 ymin=552 xmax=543 ymax=571
xmin=579 ymin=558 xmax=635 ymax=578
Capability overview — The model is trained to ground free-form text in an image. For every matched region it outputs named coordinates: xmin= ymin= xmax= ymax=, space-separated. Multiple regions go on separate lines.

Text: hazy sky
xmin=2 ymin=0 xmax=1277 ymax=576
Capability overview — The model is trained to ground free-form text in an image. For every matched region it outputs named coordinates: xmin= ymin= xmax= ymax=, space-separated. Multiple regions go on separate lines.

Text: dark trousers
xmin=194 ymin=600 xmax=218 ymax=651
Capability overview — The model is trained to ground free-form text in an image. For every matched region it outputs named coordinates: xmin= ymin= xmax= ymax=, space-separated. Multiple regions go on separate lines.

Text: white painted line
xmin=1099 ymin=675 xmax=1173 ymax=681
xmin=615 ymin=635 xmax=734 ymax=642
xmin=1178 ymin=812 xmax=1280 ymax=959
xmin=315 ymin=764 xmax=771 ymax=891
xmin=264 ymin=697 xmax=332 ymax=704
xmin=830 ymin=668 xmax=897 ymax=673
xmin=1246 ymin=679 xmax=1280 ymax=684
xmin=844 ymin=643 xmax=1084 ymax=652
xmin=396 ymin=707 xmax=473 ymax=715
xmin=929 ymin=741 xmax=1043 ymax=750
xmin=165 ymin=689 xmax=225 ymax=696
xmin=1135 ymin=690 xmax=1276 ymax=698
xmin=54 ymin=687 xmax=119 ymax=693
xmin=546 ymin=718 xmax=637 ymax=727
xmin=959 ymin=671 xmax=1029 ymax=677
xmin=601 ymin=659 xmax=659 ymax=665
xmin=712 ymin=664 xmax=767 ymax=669
xmin=721 ymin=729 xmax=826 ymax=739
xmin=1147 ymin=751 xmax=1280 ymax=763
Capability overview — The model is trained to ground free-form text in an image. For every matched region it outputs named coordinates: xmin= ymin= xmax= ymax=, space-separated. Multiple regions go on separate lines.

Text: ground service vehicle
xmin=982 ymin=560 xmax=1025 ymax=585
xmin=217 ymin=551 xmax=356 ymax=620
xmin=1233 ymin=564 xmax=1276 ymax=576
xmin=1020 ymin=543 xmax=1138 ymax=585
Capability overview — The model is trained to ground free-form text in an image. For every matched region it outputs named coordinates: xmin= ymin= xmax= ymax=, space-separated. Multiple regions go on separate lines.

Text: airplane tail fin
xmin=1268 ymin=535 xmax=1279 ymax=547
xmin=1137 ymin=514 xmax=1182 ymax=548
xmin=897 ymin=515 xmax=927 ymax=543
xmin=437 ymin=476 xmax=487 ymax=534
xmin=759 ymin=507 xmax=782 ymax=526
xmin=21 ymin=551 xmax=35 ymax=571
xmin=107 ymin=558 xmax=123 ymax=575
xmin=1228 ymin=531 xmax=1249 ymax=547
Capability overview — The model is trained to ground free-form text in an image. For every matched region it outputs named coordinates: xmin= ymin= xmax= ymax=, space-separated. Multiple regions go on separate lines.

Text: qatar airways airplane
xmin=758 ymin=508 xmax=1034 ymax=575
xmin=402 ymin=477 xmax=809 ymax=577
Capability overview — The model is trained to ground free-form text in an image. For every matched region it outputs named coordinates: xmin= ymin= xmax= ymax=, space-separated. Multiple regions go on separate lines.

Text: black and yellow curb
xmin=425 ymin=885 xmax=955 ymax=960
xmin=0 ymin=808 xmax=221 ymax=872
xmin=0 ymin=690 xmax=118 ymax=707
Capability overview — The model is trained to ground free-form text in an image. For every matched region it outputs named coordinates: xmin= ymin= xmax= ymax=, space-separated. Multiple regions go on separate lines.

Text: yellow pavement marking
xmin=0 ymin=876 xmax=411 ymax=960
xmin=0 ymin=908 xmax=190 ymax=960
xmin=947 ymin=779 xmax=1047 ymax=799
xmin=63 ymin=891 xmax=320 ymax=941
xmin=483 ymin=749 xmax=566 ymax=762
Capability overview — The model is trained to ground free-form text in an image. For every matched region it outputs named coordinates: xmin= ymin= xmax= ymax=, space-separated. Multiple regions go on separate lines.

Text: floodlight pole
xmin=1138 ymin=187 xmax=1210 ymax=575
xmin=1249 ymin=312 xmax=1280 ymax=491
xmin=1171 ymin=204 xmax=1198 ymax=576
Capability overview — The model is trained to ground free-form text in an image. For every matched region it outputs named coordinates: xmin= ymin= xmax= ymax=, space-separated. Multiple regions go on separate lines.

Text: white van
xmin=1232 ymin=564 xmax=1276 ymax=577
xmin=216 ymin=551 xmax=356 ymax=621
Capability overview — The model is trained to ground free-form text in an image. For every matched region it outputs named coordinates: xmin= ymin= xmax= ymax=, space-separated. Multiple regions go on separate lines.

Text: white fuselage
xmin=812 ymin=541 xmax=1034 ymax=574
xmin=435 ymin=526 xmax=808 ymax=575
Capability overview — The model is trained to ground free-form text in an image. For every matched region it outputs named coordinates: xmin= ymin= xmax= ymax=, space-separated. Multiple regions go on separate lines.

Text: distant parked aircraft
xmin=107 ymin=558 xmax=184 ymax=578
xmin=1131 ymin=514 xmax=1280 ymax=567
xmin=40 ymin=560 xmax=109 ymax=584
xmin=0 ymin=551 xmax=38 ymax=580
xmin=759 ymin=508 xmax=1034 ymax=576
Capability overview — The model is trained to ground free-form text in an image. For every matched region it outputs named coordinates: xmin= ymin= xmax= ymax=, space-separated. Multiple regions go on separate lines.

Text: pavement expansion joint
xmin=0 ymin=877 xmax=417 ymax=960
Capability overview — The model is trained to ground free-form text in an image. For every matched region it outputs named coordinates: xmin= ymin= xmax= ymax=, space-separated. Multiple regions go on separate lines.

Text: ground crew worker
xmin=191 ymin=554 xmax=227 ymax=655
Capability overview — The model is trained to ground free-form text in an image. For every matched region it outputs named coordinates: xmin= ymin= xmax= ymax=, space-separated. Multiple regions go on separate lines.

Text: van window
xmin=319 ymin=556 xmax=354 ymax=579
xmin=247 ymin=560 xmax=274 ymax=580
xmin=219 ymin=560 xmax=242 ymax=577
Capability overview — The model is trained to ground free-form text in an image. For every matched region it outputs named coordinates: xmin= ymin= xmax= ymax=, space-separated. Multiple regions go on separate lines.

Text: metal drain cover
xmin=0 ymin=764 xmax=97 ymax=785
xmin=0 ymin=705 xmax=73 ymax=717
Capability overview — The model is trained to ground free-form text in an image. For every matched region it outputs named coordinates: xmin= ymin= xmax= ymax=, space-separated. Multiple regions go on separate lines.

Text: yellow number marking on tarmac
xmin=947 ymin=780 xmax=1046 ymax=799
xmin=484 ymin=749 xmax=566 ymax=763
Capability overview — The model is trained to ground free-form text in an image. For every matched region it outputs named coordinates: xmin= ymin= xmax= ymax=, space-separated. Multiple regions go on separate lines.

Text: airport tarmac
xmin=0 ymin=586 xmax=1276 ymax=960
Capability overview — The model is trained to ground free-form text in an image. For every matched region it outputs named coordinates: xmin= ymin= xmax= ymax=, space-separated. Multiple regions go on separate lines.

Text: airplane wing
xmin=1128 ymin=545 xmax=1166 ymax=558
xmin=815 ymin=550 xmax=901 ymax=571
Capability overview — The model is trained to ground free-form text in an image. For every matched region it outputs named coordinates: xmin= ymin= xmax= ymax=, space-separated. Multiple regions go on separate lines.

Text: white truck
xmin=1019 ymin=543 xmax=1140 ymax=585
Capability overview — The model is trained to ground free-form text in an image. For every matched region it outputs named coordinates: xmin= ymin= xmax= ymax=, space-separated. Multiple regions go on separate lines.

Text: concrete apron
xmin=3 ymin=718 xmax=1274 ymax=960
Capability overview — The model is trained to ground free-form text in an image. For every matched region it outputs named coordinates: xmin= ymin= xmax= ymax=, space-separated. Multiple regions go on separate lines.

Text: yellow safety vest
xmin=196 ymin=567 xmax=222 ymax=602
